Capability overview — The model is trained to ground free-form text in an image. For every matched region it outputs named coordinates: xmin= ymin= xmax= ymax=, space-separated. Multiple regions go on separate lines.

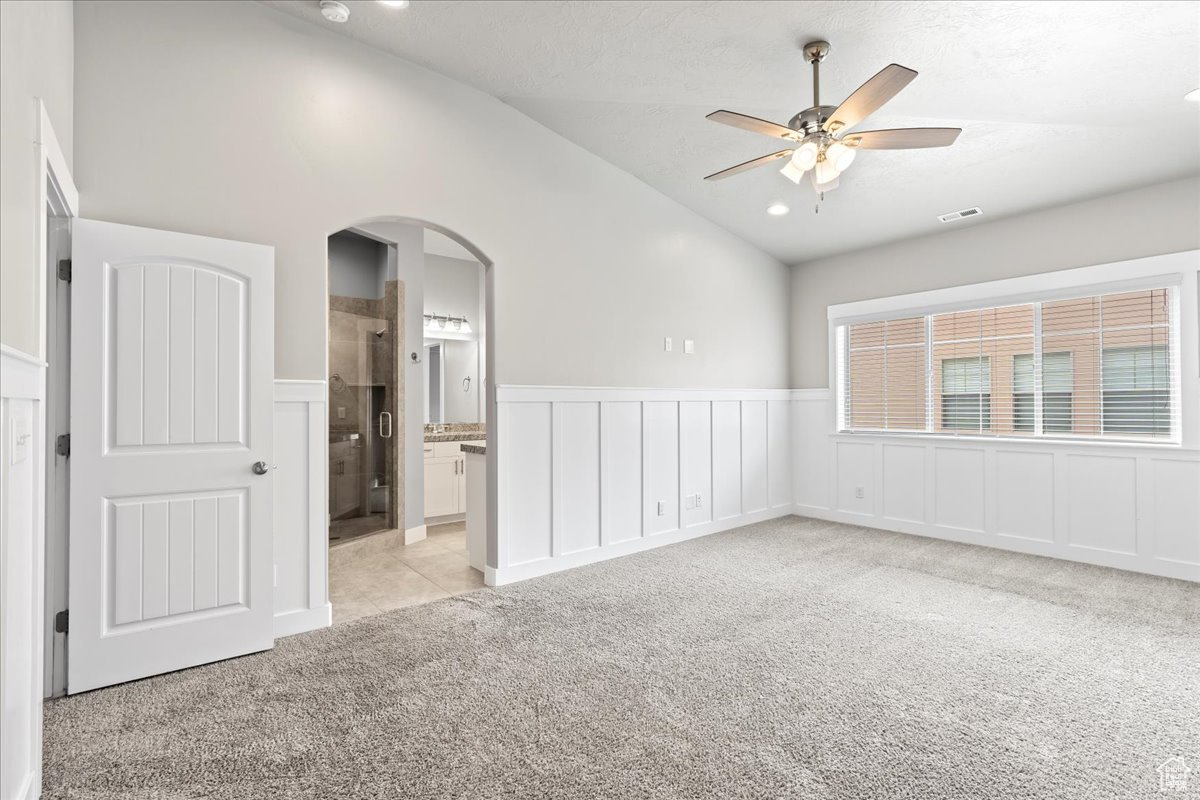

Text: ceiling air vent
xmin=937 ymin=207 xmax=983 ymax=223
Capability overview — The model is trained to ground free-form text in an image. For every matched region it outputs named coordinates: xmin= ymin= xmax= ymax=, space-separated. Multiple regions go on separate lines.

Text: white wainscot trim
xmin=1 ymin=346 xmax=48 ymax=800
xmin=272 ymin=379 xmax=330 ymax=637
xmin=491 ymin=386 xmax=793 ymax=586
xmin=792 ymin=388 xmax=1200 ymax=582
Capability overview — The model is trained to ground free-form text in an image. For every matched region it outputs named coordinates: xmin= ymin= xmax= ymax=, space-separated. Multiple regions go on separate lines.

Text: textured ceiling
xmin=262 ymin=0 xmax=1200 ymax=264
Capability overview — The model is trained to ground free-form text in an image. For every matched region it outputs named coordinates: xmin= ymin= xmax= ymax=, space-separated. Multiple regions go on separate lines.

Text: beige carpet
xmin=43 ymin=517 xmax=1200 ymax=799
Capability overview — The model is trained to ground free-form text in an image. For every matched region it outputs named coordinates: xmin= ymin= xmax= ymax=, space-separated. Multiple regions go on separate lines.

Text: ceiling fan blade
xmin=822 ymin=64 xmax=918 ymax=134
xmin=707 ymin=110 xmax=800 ymax=142
xmin=841 ymin=127 xmax=961 ymax=149
xmin=703 ymin=149 xmax=794 ymax=181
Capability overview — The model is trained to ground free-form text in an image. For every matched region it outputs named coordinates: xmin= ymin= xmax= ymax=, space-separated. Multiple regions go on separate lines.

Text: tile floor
xmin=329 ymin=521 xmax=485 ymax=624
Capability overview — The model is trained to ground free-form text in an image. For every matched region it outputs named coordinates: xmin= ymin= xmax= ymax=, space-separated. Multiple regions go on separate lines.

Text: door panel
xmin=69 ymin=219 xmax=274 ymax=693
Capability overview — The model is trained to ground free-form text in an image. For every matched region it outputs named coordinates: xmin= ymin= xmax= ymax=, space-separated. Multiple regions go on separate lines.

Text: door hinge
xmin=57 ymin=258 xmax=72 ymax=282
xmin=56 ymin=434 xmax=70 ymax=457
xmin=55 ymin=609 xmax=69 ymax=634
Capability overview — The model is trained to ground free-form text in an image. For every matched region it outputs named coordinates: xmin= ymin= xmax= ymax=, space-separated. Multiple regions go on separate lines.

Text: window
xmin=837 ymin=286 xmax=1178 ymax=441
xmin=942 ymin=357 xmax=991 ymax=431
xmin=1013 ymin=352 xmax=1073 ymax=432
xmin=1102 ymin=345 xmax=1170 ymax=435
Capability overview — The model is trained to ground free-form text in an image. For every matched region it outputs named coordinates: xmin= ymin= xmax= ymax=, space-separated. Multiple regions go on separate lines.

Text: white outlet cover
xmin=684 ymin=339 xmax=694 ymax=354
xmin=657 ymin=501 xmax=666 ymax=516
xmin=664 ymin=337 xmax=672 ymax=352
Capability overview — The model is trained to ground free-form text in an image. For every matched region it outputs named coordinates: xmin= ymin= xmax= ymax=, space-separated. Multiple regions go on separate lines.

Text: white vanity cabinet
xmin=423 ymin=440 xmax=484 ymax=520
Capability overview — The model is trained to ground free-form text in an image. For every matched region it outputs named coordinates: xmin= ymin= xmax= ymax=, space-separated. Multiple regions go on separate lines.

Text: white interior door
xmin=68 ymin=220 xmax=274 ymax=693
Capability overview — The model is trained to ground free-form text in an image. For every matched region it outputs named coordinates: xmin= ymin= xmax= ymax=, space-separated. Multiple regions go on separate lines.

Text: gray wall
xmin=0 ymin=0 xmax=73 ymax=357
xmin=790 ymin=178 xmax=1200 ymax=388
xmin=424 ymin=254 xmax=481 ymax=325
xmin=328 ymin=231 xmax=385 ymax=300
xmin=73 ymin=0 xmax=790 ymax=389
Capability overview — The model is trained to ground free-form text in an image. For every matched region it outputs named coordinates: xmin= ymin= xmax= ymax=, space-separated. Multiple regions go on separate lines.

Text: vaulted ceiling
xmin=263 ymin=0 xmax=1200 ymax=264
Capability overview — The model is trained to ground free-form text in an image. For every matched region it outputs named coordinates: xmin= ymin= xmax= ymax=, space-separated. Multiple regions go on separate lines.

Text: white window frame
xmin=827 ymin=252 xmax=1198 ymax=449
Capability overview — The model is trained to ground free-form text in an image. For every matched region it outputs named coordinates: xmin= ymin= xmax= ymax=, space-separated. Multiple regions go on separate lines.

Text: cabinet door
xmin=424 ymin=458 xmax=459 ymax=518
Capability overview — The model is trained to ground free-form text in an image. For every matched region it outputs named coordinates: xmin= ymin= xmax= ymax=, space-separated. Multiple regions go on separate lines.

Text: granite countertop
xmin=424 ymin=432 xmax=487 ymax=443
xmin=424 ymin=423 xmax=485 ymax=443
xmin=460 ymin=444 xmax=486 ymax=455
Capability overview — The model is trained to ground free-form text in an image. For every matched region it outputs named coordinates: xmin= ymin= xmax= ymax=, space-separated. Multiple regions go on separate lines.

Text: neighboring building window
xmin=941 ymin=356 xmax=991 ymax=431
xmin=1102 ymin=345 xmax=1170 ymax=435
xmin=1013 ymin=352 xmax=1073 ymax=433
xmin=837 ymin=286 xmax=1178 ymax=441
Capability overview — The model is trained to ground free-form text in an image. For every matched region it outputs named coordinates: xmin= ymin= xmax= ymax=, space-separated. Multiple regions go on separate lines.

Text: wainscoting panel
xmin=493 ymin=387 xmax=794 ymax=585
xmin=1 ymin=347 xmax=47 ymax=800
xmin=601 ymin=402 xmax=642 ymax=546
xmin=555 ymin=402 xmax=601 ymax=556
xmin=793 ymin=389 xmax=1200 ymax=582
xmin=711 ymin=401 xmax=742 ymax=522
xmin=934 ymin=448 xmax=986 ymax=533
xmin=740 ymin=400 xmax=768 ymax=515
xmin=1066 ymin=454 xmax=1138 ymax=555
xmin=882 ymin=444 xmax=925 ymax=524
xmin=272 ymin=380 xmax=331 ymax=638
xmin=680 ymin=401 xmax=713 ymax=529
xmin=995 ymin=451 xmax=1055 ymax=542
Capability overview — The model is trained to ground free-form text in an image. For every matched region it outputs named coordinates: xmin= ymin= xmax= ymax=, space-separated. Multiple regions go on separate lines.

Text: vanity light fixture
xmin=766 ymin=203 xmax=790 ymax=216
xmin=377 ymin=0 xmax=411 ymax=8
xmin=424 ymin=313 xmax=472 ymax=335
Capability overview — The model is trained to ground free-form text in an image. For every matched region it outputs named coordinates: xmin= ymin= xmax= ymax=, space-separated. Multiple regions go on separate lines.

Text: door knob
xmin=252 ymin=461 xmax=270 ymax=475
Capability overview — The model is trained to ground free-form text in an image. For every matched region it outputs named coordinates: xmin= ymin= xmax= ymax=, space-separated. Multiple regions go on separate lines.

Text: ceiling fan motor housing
xmin=788 ymin=106 xmax=838 ymax=135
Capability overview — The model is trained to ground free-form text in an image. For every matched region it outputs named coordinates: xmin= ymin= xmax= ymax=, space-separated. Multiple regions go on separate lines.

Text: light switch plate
xmin=337 ymin=406 xmax=346 ymax=419
xmin=664 ymin=337 xmax=672 ymax=352
xmin=657 ymin=501 xmax=666 ymax=516
xmin=9 ymin=410 xmax=30 ymax=465
xmin=684 ymin=339 xmax=694 ymax=354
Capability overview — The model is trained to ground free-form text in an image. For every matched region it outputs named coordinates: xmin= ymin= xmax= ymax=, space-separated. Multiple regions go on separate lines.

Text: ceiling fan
xmin=704 ymin=41 xmax=961 ymax=197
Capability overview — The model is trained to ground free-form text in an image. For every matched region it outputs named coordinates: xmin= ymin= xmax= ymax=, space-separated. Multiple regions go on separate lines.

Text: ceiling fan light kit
xmin=704 ymin=40 xmax=962 ymax=210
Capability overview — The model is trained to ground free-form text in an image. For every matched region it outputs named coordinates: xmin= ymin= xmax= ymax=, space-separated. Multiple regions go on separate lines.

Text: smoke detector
xmin=937 ymin=206 xmax=983 ymax=223
xmin=320 ymin=1 xmax=350 ymax=23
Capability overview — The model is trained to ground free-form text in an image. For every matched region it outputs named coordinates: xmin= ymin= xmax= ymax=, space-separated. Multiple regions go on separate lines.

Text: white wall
xmin=790 ymin=178 xmax=1200 ymax=388
xmin=491 ymin=386 xmax=793 ymax=583
xmin=73 ymin=0 xmax=790 ymax=390
xmin=0 ymin=0 xmax=73 ymax=358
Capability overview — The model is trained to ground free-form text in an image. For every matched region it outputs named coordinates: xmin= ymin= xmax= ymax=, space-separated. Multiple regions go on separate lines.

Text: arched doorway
xmin=323 ymin=216 xmax=496 ymax=623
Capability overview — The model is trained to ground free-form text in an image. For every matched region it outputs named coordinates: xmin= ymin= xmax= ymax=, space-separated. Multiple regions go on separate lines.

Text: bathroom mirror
xmin=424 ymin=339 xmax=480 ymax=424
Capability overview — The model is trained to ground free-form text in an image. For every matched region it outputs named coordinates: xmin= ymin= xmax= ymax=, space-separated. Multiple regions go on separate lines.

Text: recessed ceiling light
xmin=767 ymin=203 xmax=790 ymax=216
xmin=320 ymin=0 xmax=350 ymax=23
xmin=377 ymin=0 xmax=410 ymax=7
xmin=1186 ymin=88 xmax=1200 ymax=103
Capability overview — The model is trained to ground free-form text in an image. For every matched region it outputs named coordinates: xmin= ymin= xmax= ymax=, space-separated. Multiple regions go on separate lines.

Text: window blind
xmin=838 ymin=286 xmax=1178 ymax=441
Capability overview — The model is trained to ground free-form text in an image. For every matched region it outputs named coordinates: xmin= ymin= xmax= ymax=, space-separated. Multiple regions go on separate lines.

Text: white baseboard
xmin=793 ymin=504 xmax=1199 ymax=582
xmin=488 ymin=506 xmax=792 ymax=586
xmin=404 ymin=524 xmax=427 ymax=545
xmin=273 ymin=603 xmax=332 ymax=639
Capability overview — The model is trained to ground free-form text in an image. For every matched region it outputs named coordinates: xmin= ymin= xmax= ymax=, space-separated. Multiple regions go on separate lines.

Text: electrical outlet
xmin=664 ymin=337 xmax=673 ymax=352
xmin=657 ymin=501 xmax=666 ymax=516
xmin=855 ymin=486 xmax=865 ymax=500
xmin=337 ymin=406 xmax=346 ymax=419
xmin=695 ymin=493 xmax=702 ymax=507
xmin=684 ymin=339 xmax=694 ymax=354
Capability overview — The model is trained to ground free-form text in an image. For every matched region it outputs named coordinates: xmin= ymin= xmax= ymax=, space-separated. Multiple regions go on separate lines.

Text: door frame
xmin=38 ymin=98 xmax=78 ymax=701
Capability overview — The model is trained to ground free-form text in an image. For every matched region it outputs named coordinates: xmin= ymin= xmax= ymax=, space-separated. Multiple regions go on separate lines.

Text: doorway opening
xmin=325 ymin=218 xmax=493 ymax=624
